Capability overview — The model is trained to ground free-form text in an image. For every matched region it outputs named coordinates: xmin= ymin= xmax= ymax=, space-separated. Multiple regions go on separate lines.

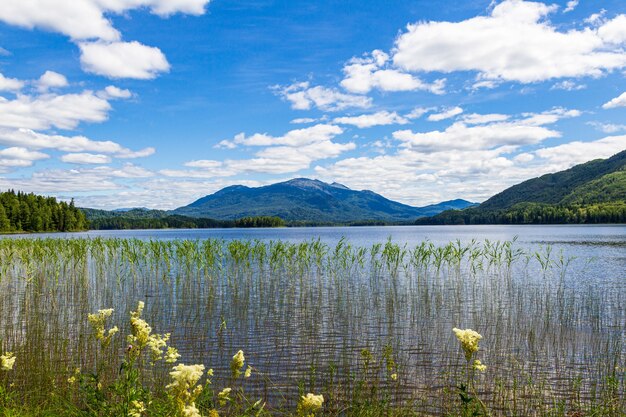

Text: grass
xmin=0 ymin=237 xmax=624 ymax=416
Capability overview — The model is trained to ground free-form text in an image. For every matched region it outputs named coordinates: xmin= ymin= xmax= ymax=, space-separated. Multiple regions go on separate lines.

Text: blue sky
xmin=0 ymin=0 xmax=625 ymax=209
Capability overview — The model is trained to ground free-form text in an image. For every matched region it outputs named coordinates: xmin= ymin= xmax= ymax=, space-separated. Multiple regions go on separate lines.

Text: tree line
xmin=0 ymin=190 xmax=88 ymax=232
xmin=87 ymin=215 xmax=286 ymax=230
xmin=416 ymin=202 xmax=626 ymax=225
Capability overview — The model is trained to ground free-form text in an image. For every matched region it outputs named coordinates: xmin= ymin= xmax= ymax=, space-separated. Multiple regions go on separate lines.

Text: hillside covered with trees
xmin=417 ymin=149 xmax=626 ymax=225
xmin=0 ymin=190 xmax=87 ymax=232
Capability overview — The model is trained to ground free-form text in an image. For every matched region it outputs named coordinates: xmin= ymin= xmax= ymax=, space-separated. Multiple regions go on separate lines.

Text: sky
xmin=0 ymin=0 xmax=625 ymax=210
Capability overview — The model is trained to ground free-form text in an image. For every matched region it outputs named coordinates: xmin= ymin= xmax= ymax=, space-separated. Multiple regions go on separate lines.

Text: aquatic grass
xmin=0 ymin=237 xmax=623 ymax=415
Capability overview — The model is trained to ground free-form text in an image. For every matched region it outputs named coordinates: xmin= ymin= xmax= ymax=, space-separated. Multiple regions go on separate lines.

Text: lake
xmin=1 ymin=225 xmax=624 ymax=414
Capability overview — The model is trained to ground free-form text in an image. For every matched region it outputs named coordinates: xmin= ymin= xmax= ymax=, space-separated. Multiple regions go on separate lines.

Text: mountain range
xmin=172 ymin=178 xmax=475 ymax=223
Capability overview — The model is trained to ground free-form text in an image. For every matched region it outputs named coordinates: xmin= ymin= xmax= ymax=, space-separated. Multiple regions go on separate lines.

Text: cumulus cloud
xmin=61 ymin=152 xmax=112 ymax=164
xmin=36 ymin=70 xmax=68 ymax=92
xmin=602 ymin=91 xmax=626 ymax=109
xmin=0 ymin=146 xmax=49 ymax=171
xmin=427 ymin=107 xmax=463 ymax=121
xmin=392 ymin=0 xmax=626 ymax=83
xmin=0 ymin=91 xmax=111 ymax=130
xmin=393 ymin=108 xmax=579 ymax=153
xmin=79 ymin=41 xmax=170 ymax=79
xmin=274 ymin=82 xmax=372 ymax=111
xmin=218 ymin=124 xmax=344 ymax=148
xmin=0 ymin=128 xmax=154 ymax=158
xmin=97 ymin=85 xmax=132 ymax=99
xmin=171 ymin=124 xmax=353 ymax=177
xmin=563 ymin=0 xmax=578 ymax=13
xmin=341 ymin=50 xmax=446 ymax=94
xmin=315 ymin=131 xmax=624 ymax=206
xmin=333 ymin=111 xmax=409 ymax=128
xmin=534 ymin=135 xmax=626 ymax=168
xmin=0 ymin=0 xmax=210 ymax=42
xmin=0 ymin=73 xmax=24 ymax=92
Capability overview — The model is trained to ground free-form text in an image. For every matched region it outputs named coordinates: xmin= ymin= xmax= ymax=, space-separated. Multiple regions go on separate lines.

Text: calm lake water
xmin=10 ymin=224 xmax=626 ymax=280
xmin=2 ymin=225 xmax=625 ymax=413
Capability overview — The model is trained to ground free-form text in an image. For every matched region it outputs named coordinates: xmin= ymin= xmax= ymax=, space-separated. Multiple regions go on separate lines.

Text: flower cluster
xmin=129 ymin=400 xmax=146 ymax=417
xmin=0 ymin=352 xmax=15 ymax=371
xmin=452 ymin=328 xmax=482 ymax=361
xmin=126 ymin=301 xmax=176 ymax=363
xmin=87 ymin=308 xmax=118 ymax=348
xmin=167 ymin=363 xmax=207 ymax=416
xmin=230 ymin=350 xmax=245 ymax=378
xmin=217 ymin=387 xmax=232 ymax=406
xmin=297 ymin=393 xmax=324 ymax=416
xmin=473 ymin=359 xmax=487 ymax=372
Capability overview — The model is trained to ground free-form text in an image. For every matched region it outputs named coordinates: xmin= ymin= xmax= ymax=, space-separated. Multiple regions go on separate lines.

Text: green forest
xmin=87 ymin=214 xmax=285 ymax=230
xmin=0 ymin=190 xmax=87 ymax=232
xmin=416 ymin=202 xmax=626 ymax=225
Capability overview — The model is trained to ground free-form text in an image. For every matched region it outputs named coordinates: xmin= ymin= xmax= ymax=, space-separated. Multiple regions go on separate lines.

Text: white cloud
xmin=341 ymin=50 xmax=445 ymax=94
xmin=551 ymin=80 xmax=586 ymax=91
xmin=0 ymin=0 xmax=210 ymax=42
xmin=585 ymin=10 xmax=606 ymax=25
xmin=0 ymin=146 xmax=49 ymax=171
xmin=564 ymin=0 xmax=578 ymax=13
xmin=0 ymin=146 xmax=48 ymax=161
xmin=0 ymin=91 xmax=111 ymax=130
xmin=534 ymin=135 xmax=626 ymax=168
xmin=602 ymin=91 xmax=626 ymax=109
xmin=315 ymin=132 xmax=624 ymax=206
xmin=0 ymin=128 xmax=154 ymax=158
xmin=171 ymin=124 xmax=353 ymax=176
xmin=393 ymin=1 xmax=626 ymax=83
xmin=220 ymin=124 xmax=344 ymax=148
xmin=61 ymin=152 xmax=112 ymax=164
xmin=461 ymin=113 xmax=510 ymax=124
xmin=0 ymin=73 xmax=24 ymax=92
xmin=79 ymin=41 xmax=170 ymax=79
xmin=427 ymin=106 xmax=463 ymax=121
xmin=290 ymin=117 xmax=318 ymax=124
xmin=98 ymin=85 xmax=132 ymax=99
xmin=333 ymin=111 xmax=409 ymax=128
xmin=0 ymin=0 xmax=121 ymax=41
xmin=275 ymin=82 xmax=372 ymax=111
xmin=394 ymin=108 xmax=577 ymax=152
xmin=36 ymin=70 xmax=68 ymax=92
xmin=597 ymin=15 xmax=626 ymax=44
xmin=405 ymin=107 xmax=435 ymax=119
xmin=587 ymin=121 xmax=626 ymax=134
xmin=0 ymin=163 xmax=155 ymax=194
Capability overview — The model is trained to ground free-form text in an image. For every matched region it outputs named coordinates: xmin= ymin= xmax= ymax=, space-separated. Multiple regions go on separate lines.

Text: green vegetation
xmin=0 ymin=189 xmax=87 ymax=232
xmin=173 ymin=178 xmax=474 ymax=223
xmin=419 ymin=150 xmax=626 ymax=225
xmin=0 ymin=238 xmax=623 ymax=416
xmin=59 ymin=208 xmax=287 ymax=230
xmin=480 ymin=149 xmax=626 ymax=210
xmin=417 ymin=201 xmax=626 ymax=224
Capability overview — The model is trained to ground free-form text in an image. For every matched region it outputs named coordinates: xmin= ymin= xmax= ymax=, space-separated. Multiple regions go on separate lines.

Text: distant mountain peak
xmin=330 ymin=182 xmax=350 ymax=190
xmin=174 ymin=177 xmax=476 ymax=223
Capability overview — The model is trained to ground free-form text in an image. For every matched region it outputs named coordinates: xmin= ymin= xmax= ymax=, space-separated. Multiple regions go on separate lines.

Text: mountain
xmin=417 ymin=149 xmax=626 ymax=225
xmin=173 ymin=178 xmax=476 ymax=223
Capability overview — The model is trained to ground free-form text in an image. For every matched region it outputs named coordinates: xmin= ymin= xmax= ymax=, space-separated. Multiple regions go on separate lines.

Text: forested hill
xmin=173 ymin=178 xmax=476 ymax=223
xmin=417 ymin=149 xmax=626 ymax=225
xmin=0 ymin=190 xmax=87 ymax=232
xmin=480 ymin=149 xmax=626 ymax=210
